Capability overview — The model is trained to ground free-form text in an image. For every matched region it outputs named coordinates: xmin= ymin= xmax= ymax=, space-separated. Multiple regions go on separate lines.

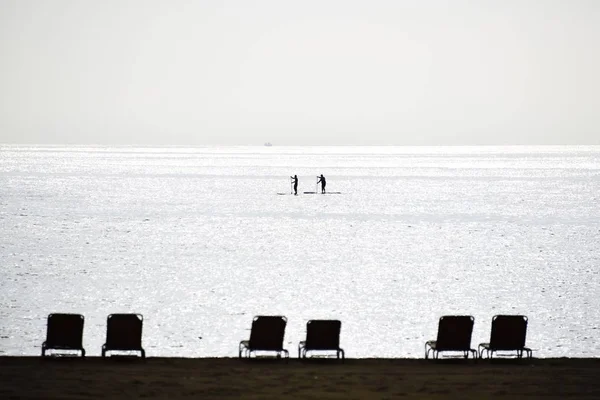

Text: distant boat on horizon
xmin=264 ymin=142 xmax=273 ymax=147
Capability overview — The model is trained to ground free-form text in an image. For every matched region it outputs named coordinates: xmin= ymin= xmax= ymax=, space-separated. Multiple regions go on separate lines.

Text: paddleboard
xmin=303 ymin=192 xmax=342 ymax=194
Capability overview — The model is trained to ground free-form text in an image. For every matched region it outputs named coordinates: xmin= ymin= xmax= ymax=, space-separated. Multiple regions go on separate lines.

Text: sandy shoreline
xmin=1 ymin=357 xmax=599 ymax=399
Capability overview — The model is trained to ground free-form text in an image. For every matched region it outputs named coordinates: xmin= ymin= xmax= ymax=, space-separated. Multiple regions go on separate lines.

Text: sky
xmin=0 ymin=0 xmax=599 ymax=145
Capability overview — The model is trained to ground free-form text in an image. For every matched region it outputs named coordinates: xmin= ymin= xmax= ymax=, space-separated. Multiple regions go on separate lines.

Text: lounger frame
xmin=425 ymin=315 xmax=477 ymax=359
xmin=478 ymin=315 xmax=532 ymax=359
xmin=239 ymin=315 xmax=289 ymax=359
xmin=41 ymin=313 xmax=86 ymax=357
xmin=298 ymin=319 xmax=345 ymax=360
xmin=101 ymin=313 xmax=146 ymax=358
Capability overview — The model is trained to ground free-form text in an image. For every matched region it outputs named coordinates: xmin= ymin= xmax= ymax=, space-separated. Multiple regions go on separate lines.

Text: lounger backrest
xmin=45 ymin=313 xmax=84 ymax=349
xmin=435 ymin=315 xmax=474 ymax=351
xmin=304 ymin=320 xmax=341 ymax=350
xmin=489 ymin=315 xmax=528 ymax=350
xmin=105 ymin=314 xmax=144 ymax=350
xmin=248 ymin=315 xmax=287 ymax=351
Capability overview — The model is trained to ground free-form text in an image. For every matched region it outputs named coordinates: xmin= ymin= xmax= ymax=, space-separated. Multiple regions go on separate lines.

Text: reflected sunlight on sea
xmin=1 ymin=145 xmax=599 ymax=357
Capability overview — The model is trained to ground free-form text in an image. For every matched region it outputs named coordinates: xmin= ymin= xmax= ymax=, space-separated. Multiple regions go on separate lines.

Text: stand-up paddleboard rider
xmin=290 ymin=175 xmax=298 ymax=195
xmin=317 ymin=174 xmax=326 ymax=194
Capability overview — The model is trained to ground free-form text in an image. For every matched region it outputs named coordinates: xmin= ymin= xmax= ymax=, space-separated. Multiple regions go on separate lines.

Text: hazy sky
xmin=1 ymin=0 xmax=599 ymax=145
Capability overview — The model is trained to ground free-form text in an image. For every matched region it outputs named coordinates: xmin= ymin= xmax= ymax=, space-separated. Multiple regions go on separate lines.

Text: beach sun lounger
xmin=478 ymin=315 xmax=532 ymax=359
xmin=101 ymin=313 xmax=146 ymax=358
xmin=41 ymin=313 xmax=86 ymax=357
xmin=239 ymin=315 xmax=289 ymax=359
xmin=425 ymin=315 xmax=477 ymax=359
xmin=298 ymin=319 xmax=345 ymax=359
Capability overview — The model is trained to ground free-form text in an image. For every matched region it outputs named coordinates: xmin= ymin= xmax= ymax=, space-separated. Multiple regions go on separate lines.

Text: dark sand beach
xmin=1 ymin=357 xmax=599 ymax=399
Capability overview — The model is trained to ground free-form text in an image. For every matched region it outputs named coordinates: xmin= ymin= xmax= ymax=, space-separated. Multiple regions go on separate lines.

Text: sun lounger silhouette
xmin=239 ymin=315 xmax=289 ymax=359
xmin=41 ymin=313 xmax=86 ymax=357
xmin=298 ymin=319 xmax=345 ymax=359
xmin=425 ymin=315 xmax=477 ymax=359
xmin=101 ymin=313 xmax=145 ymax=358
xmin=478 ymin=315 xmax=533 ymax=359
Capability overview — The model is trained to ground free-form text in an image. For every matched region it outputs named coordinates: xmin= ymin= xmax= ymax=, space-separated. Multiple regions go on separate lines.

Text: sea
xmin=1 ymin=145 xmax=599 ymax=358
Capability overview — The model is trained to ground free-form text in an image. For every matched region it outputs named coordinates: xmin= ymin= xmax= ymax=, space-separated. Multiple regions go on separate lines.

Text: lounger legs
xmin=239 ymin=347 xmax=289 ymax=359
xmin=298 ymin=348 xmax=345 ymax=359
xmin=239 ymin=341 xmax=251 ymax=358
xmin=425 ymin=342 xmax=432 ymax=359
xmin=479 ymin=347 xmax=533 ymax=359
xmin=516 ymin=348 xmax=533 ymax=359
xmin=42 ymin=343 xmax=85 ymax=358
xmin=426 ymin=345 xmax=477 ymax=359
xmin=41 ymin=348 xmax=85 ymax=357
xmin=101 ymin=347 xmax=144 ymax=358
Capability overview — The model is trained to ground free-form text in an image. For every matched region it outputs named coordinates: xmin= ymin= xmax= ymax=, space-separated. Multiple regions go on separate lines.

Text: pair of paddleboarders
xmin=290 ymin=174 xmax=326 ymax=195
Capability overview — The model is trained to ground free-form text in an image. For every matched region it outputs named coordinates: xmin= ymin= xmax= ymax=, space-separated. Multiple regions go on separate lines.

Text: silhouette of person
xmin=317 ymin=174 xmax=326 ymax=194
xmin=290 ymin=174 xmax=298 ymax=195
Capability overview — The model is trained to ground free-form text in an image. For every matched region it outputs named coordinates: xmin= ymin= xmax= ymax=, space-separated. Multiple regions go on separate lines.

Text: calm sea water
xmin=1 ymin=145 xmax=599 ymax=358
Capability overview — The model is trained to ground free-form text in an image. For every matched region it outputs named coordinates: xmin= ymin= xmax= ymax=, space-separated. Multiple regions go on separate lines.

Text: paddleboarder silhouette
xmin=290 ymin=175 xmax=298 ymax=195
xmin=317 ymin=174 xmax=326 ymax=194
